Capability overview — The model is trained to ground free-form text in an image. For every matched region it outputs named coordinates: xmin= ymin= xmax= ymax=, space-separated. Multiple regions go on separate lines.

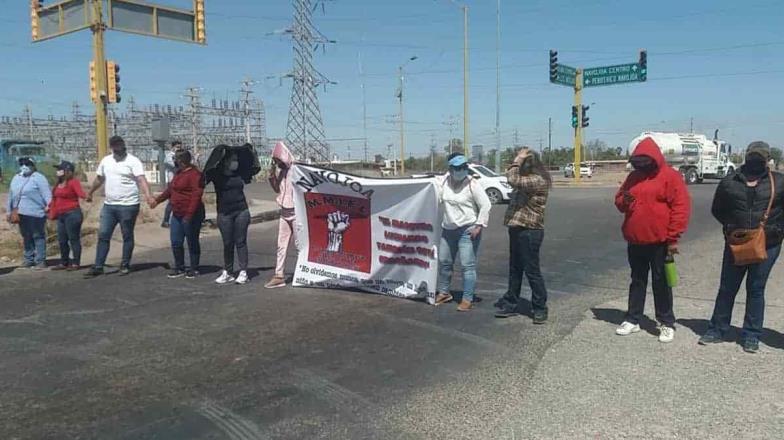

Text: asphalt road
xmin=0 ymin=183 xmax=719 ymax=439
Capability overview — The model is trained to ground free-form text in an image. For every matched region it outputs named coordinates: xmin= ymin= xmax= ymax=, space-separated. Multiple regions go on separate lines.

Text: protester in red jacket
xmin=49 ymin=161 xmax=87 ymax=270
xmin=151 ymin=150 xmax=205 ymax=278
xmin=613 ymin=137 xmax=691 ymax=343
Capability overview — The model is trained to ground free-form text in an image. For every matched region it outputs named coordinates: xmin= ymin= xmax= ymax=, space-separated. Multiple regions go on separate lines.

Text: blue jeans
xmin=437 ymin=225 xmax=481 ymax=302
xmin=94 ymin=204 xmax=140 ymax=270
xmin=170 ymin=205 xmax=205 ymax=271
xmin=57 ymin=208 xmax=83 ymax=266
xmin=708 ymin=243 xmax=782 ymax=341
xmin=504 ymin=227 xmax=548 ymax=313
xmin=19 ymin=214 xmax=47 ymax=266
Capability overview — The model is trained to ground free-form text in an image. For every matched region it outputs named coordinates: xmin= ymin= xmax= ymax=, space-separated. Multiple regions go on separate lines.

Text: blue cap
xmin=448 ymin=155 xmax=468 ymax=167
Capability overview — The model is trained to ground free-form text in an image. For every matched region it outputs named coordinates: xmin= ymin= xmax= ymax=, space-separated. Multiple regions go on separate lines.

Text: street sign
xmin=107 ymin=0 xmax=206 ymax=44
xmin=551 ymin=64 xmax=577 ymax=87
xmin=583 ymin=63 xmax=646 ymax=87
xmin=33 ymin=0 xmax=91 ymax=42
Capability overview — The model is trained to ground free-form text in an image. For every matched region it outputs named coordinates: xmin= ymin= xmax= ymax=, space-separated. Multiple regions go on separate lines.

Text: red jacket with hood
xmin=615 ymin=137 xmax=691 ymax=245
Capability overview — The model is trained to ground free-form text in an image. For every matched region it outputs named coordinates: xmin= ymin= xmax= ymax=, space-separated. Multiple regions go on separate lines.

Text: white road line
xmin=197 ymin=400 xmax=267 ymax=440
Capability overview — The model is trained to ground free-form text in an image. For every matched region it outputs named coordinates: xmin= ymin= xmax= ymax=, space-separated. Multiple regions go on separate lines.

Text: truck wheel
xmin=685 ymin=169 xmax=699 ymax=185
xmin=486 ymin=188 xmax=502 ymax=205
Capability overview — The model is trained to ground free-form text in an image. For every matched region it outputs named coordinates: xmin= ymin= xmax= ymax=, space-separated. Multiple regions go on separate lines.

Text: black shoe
xmin=742 ymin=339 xmax=759 ymax=353
xmin=493 ymin=296 xmax=515 ymax=309
xmin=495 ymin=307 xmax=519 ymax=318
xmin=533 ymin=311 xmax=549 ymax=325
xmin=168 ymin=270 xmax=185 ymax=279
xmin=84 ymin=267 xmax=104 ymax=278
xmin=118 ymin=266 xmax=131 ymax=276
xmin=698 ymin=331 xmax=724 ymax=345
xmin=185 ymin=270 xmax=199 ymax=279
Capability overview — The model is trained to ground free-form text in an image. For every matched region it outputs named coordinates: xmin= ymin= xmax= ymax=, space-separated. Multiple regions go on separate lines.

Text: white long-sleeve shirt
xmin=438 ymin=176 xmax=492 ymax=230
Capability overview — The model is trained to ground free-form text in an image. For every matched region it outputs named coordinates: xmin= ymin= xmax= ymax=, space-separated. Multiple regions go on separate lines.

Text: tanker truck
xmin=629 ymin=131 xmax=736 ymax=184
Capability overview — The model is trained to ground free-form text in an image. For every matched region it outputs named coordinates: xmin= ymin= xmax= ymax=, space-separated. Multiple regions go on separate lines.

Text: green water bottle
xmin=664 ymin=254 xmax=679 ymax=287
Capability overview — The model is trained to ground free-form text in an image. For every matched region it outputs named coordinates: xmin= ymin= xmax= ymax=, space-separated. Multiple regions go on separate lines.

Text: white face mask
xmin=56 ymin=170 xmax=65 ymax=177
xmin=19 ymin=165 xmax=32 ymax=176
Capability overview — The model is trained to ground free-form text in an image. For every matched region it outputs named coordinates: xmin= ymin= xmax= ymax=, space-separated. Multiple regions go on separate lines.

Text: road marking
xmin=197 ymin=400 xmax=267 ymax=440
xmin=0 ymin=313 xmax=43 ymax=326
xmin=290 ymin=368 xmax=375 ymax=410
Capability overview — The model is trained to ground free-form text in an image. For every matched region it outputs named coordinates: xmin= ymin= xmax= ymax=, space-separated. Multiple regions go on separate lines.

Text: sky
xmin=2 ymin=0 xmax=784 ymax=159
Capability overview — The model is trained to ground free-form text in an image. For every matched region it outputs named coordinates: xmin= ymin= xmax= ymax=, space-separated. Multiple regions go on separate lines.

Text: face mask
xmin=450 ymin=169 xmax=468 ymax=182
xmin=56 ymin=170 xmax=65 ymax=177
xmin=630 ymin=157 xmax=656 ymax=172
xmin=229 ymin=161 xmax=239 ymax=172
xmin=112 ymin=147 xmax=127 ymax=158
xmin=19 ymin=165 xmax=32 ymax=175
xmin=744 ymin=155 xmax=767 ymax=176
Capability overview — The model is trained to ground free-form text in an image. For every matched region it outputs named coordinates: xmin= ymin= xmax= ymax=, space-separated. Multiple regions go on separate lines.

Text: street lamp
xmin=398 ymin=55 xmax=418 ymax=176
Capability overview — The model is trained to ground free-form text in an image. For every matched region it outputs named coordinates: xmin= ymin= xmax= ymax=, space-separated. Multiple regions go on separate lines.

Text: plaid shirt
xmin=503 ymin=165 xmax=549 ymax=229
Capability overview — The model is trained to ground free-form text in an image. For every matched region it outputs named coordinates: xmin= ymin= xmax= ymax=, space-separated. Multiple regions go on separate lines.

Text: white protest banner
xmin=291 ymin=164 xmax=441 ymax=303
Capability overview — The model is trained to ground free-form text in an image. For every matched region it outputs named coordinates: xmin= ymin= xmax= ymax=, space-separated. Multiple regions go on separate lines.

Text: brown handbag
xmin=726 ymin=171 xmax=775 ymax=266
xmin=9 ymin=177 xmax=32 ymax=225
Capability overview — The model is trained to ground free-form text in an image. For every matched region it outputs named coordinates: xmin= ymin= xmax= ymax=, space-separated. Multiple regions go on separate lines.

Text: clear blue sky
xmin=2 ymin=0 xmax=784 ymax=158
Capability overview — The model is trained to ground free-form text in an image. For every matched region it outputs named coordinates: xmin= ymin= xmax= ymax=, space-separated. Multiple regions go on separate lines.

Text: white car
xmin=468 ymin=164 xmax=513 ymax=204
xmin=563 ymin=162 xmax=593 ymax=178
xmin=412 ymin=164 xmax=513 ymax=204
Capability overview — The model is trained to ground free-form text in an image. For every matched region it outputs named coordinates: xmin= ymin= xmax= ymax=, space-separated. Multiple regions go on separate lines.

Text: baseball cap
xmin=448 ymin=154 xmax=468 ymax=167
xmin=54 ymin=161 xmax=75 ymax=172
xmin=746 ymin=141 xmax=771 ymax=160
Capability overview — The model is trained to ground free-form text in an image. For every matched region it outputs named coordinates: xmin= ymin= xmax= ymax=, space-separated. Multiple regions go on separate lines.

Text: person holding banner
xmin=435 ymin=154 xmax=492 ymax=311
xmin=495 ymin=148 xmax=552 ymax=324
xmin=265 ymin=141 xmax=298 ymax=289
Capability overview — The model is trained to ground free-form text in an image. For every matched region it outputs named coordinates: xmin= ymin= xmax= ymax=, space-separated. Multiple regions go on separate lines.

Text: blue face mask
xmin=19 ymin=165 xmax=31 ymax=176
xmin=450 ymin=169 xmax=468 ymax=182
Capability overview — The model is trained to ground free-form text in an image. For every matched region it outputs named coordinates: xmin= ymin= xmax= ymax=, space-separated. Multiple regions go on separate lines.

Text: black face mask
xmin=630 ymin=157 xmax=656 ymax=172
xmin=744 ymin=155 xmax=767 ymax=177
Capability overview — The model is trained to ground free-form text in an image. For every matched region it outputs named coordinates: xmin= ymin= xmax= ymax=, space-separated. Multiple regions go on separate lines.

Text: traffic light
xmin=89 ymin=61 xmax=98 ymax=103
xmin=549 ymin=50 xmax=558 ymax=83
xmin=30 ymin=0 xmax=40 ymax=41
xmin=581 ymin=105 xmax=590 ymax=128
xmin=106 ymin=61 xmax=121 ymax=103
xmin=194 ymin=0 xmax=206 ymax=44
xmin=571 ymin=105 xmax=578 ymax=128
xmin=639 ymin=50 xmax=647 ymax=81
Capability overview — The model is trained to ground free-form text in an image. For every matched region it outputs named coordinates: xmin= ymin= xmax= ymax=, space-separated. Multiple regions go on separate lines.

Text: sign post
xmin=549 ymin=50 xmax=648 ymax=181
xmin=31 ymin=0 xmax=207 ymax=160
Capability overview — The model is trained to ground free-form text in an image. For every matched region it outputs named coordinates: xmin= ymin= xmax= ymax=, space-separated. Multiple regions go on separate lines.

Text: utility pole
xmin=185 ymin=87 xmax=201 ymax=153
xmin=399 ymin=66 xmax=405 ymax=175
xmin=513 ymin=127 xmax=519 ymax=148
xmin=462 ymin=5 xmax=470 ymax=156
xmin=430 ymin=134 xmax=437 ymax=172
xmin=25 ymin=105 xmax=34 ymax=139
xmin=690 ymin=117 xmax=694 ymax=133
xmin=548 ymin=117 xmax=552 ymax=168
xmin=90 ymin=0 xmax=109 ymax=159
xmin=240 ymin=78 xmax=255 ymax=144
xmin=573 ymin=69 xmax=583 ymax=182
xmin=494 ymin=0 xmax=501 ymax=173
xmin=359 ymin=52 xmax=368 ymax=163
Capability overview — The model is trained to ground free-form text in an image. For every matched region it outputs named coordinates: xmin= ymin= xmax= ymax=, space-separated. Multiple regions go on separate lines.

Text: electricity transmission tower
xmin=285 ymin=0 xmax=335 ymax=162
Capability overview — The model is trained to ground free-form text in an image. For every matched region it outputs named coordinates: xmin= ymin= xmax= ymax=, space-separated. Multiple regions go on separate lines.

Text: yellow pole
xmin=399 ymin=66 xmax=405 ymax=176
xmin=463 ymin=5 xmax=469 ymax=157
xmin=91 ymin=0 xmax=108 ymax=160
xmin=573 ymin=68 xmax=583 ymax=182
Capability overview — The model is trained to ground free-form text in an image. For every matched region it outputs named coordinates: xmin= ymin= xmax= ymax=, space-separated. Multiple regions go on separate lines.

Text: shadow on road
xmin=0 ymin=266 xmax=17 ymax=275
xmin=591 ymin=307 xmax=659 ymax=336
xmin=678 ymin=318 xmax=784 ymax=350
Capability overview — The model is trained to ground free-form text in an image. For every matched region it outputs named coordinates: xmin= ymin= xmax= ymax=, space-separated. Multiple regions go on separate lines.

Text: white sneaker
xmin=215 ymin=270 xmax=235 ymax=284
xmin=235 ymin=270 xmax=249 ymax=285
xmin=659 ymin=326 xmax=675 ymax=343
xmin=616 ymin=321 xmax=641 ymax=336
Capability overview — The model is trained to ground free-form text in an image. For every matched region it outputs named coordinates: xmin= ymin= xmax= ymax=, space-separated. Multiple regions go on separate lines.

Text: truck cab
xmin=630 ymin=132 xmax=736 ymax=184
